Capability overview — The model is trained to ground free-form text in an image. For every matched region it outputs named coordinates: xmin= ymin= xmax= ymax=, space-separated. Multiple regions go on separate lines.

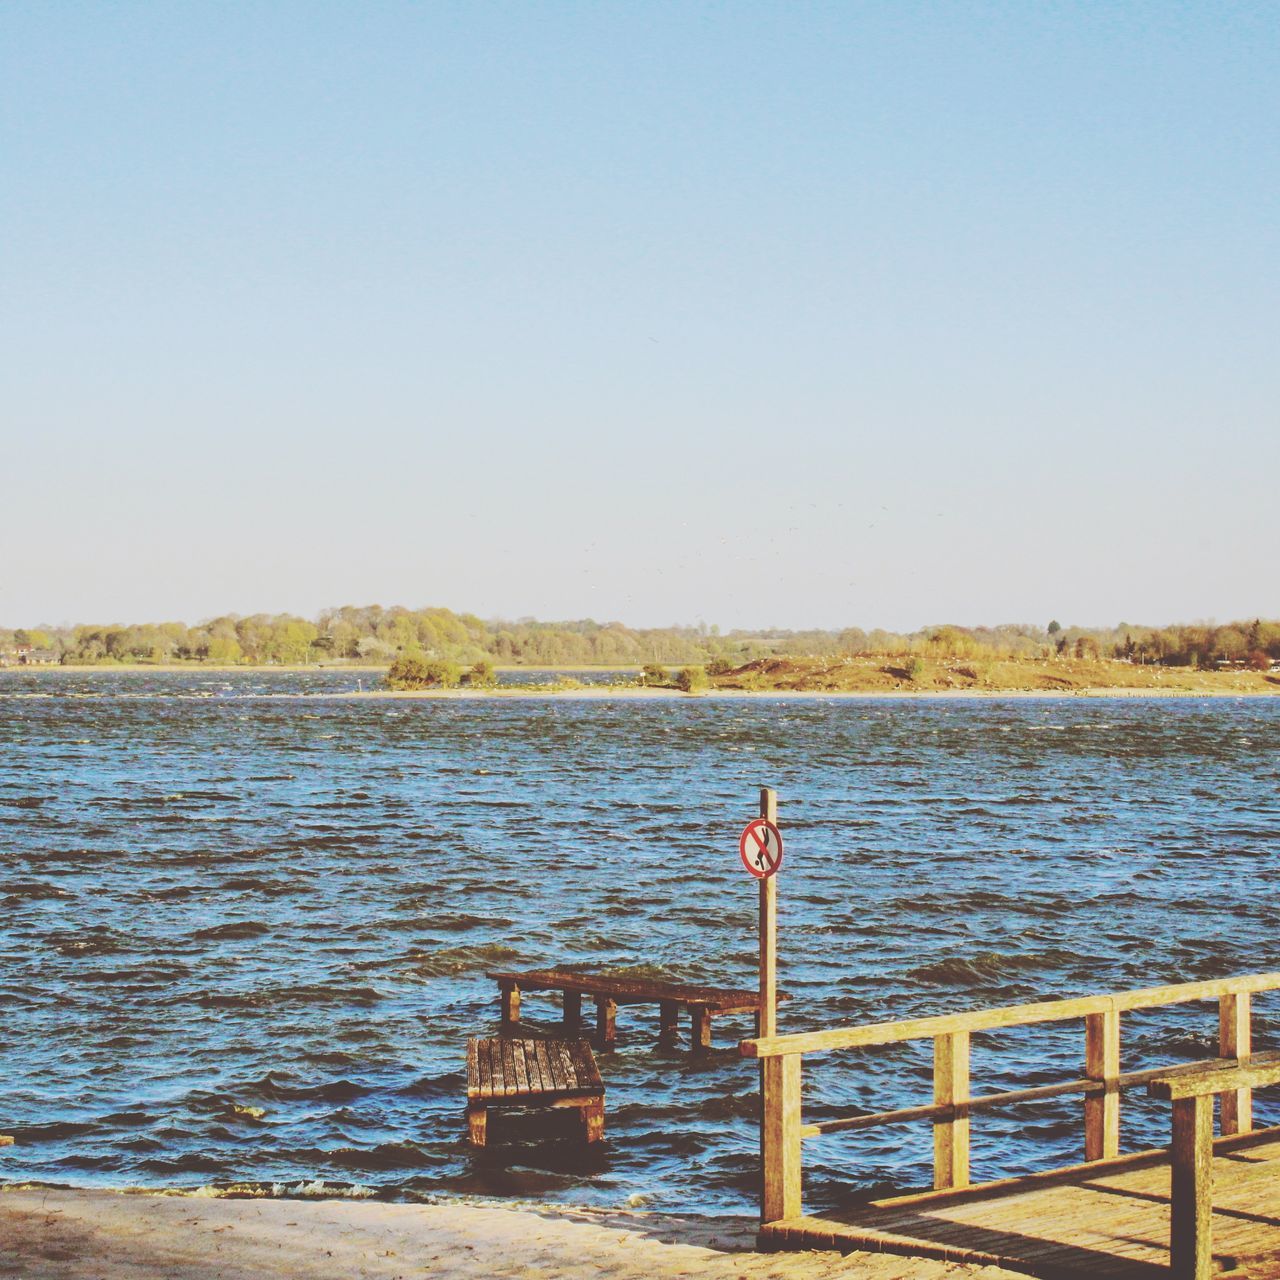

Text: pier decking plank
xmin=760 ymin=1127 xmax=1280 ymax=1278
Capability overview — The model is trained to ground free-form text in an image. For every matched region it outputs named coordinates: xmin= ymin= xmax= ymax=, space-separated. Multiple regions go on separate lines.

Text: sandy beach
xmin=0 ymin=1187 xmax=1021 ymax=1280
xmin=329 ymin=684 xmax=1280 ymax=699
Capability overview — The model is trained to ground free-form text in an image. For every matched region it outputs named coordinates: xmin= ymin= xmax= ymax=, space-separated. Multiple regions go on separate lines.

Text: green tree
xmin=204 ymin=635 xmax=244 ymax=664
xmin=674 ymin=665 xmax=709 ymax=692
xmin=467 ymin=658 xmax=497 ymax=688
xmin=386 ymin=654 xmax=461 ymax=689
xmin=640 ymin=662 xmax=669 ymax=687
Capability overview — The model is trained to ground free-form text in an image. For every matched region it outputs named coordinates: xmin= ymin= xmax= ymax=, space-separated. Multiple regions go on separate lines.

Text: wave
xmin=189 ymin=1180 xmax=377 ymax=1199
xmin=191 ymin=921 xmax=272 ymax=941
xmin=908 ymin=950 xmax=1081 ymax=985
xmin=2 ymin=881 xmax=75 ymax=905
xmin=400 ymin=943 xmax=523 ymax=976
xmin=197 ymin=983 xmax=383 ymax=1009
xmin=46 ymin=929 xmax=130 ymax=956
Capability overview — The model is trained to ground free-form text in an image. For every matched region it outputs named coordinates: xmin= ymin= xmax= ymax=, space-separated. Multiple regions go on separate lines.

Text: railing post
xmin=932 ymin=1031 xmax=970 ymax=1190
xmin=1169 ymin=1094 xmax=1214 ymax=1280
xmin=761 ymin=1054 xmax=802 ymax=1222
xmin=1218 ymin=991 xmax=1252 ymax=1136
xmin=1084 ymin=1006 xmax=1121 ymax=1160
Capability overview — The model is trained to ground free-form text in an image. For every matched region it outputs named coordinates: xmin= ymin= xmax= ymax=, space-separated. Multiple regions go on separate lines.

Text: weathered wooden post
xmin=742 ymin=787 xmax=799 ymax=1223
xmin=1170 ymin=1094 xmax=1215 ymax=1280
xmin=1218 ymin=991 xmax=1251 ymax=1135
xmin=932 ymin=1030 xmax=971 ymax=1189
xmin=1084 ymin=1005 xmax=1121 ymax=1160
xmin=758 ymin=786 xmax=778 ymax=1039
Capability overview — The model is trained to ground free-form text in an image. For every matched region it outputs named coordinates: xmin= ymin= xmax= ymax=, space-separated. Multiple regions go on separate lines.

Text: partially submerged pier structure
xmin=489 ymin=967 xmax=787 ymax=1052
xmin=466 ymin=1036 xmax=604 ymax=1147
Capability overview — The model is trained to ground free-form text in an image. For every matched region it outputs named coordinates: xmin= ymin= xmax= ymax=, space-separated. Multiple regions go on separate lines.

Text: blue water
xmin=2 ymin=670 xmax=1278 ymax=1214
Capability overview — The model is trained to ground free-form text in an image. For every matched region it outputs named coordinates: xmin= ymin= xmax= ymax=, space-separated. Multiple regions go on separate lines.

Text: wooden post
xmin=658 ymin=1000 xmax=680 ymax=1046
xmin=563 ymin=990 xmax=582 ymax=1035
xmin=690 ymin=1005 xmax=712 ymax=1053
xmin=932 ymin=1031 xmax=970 ymax=1190
xmin=1084 ymin=1007 xmax=1121 ymax=1160
xmin=1219 ymin=992 xmax=1252 ymax=1136
xmin=758 ymin=787 xmax=778 ymax=1038
xmin=756 ymin=787 xmax=798 ymax=1221
xmin=761 ymin=1054 xmax=802 ymax=1222
xmin=1170 ymin=1094 xmax=1214 ymax=1280
xmin=595 ymin=997 xmax=617 ymax=1048
xmin=500 ymin=983 xmax=521 ymax=1029
xmin=467 ymin=1103 xmax=487 ymax=1147
xmin=582 ymin=1099 xmax=605 ymax=1144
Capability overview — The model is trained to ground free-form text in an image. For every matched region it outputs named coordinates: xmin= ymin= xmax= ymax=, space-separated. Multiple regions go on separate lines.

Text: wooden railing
xmin=740 ymin=970 xmax=1280 ymax=1224
xmin=1149 ymin=1051 xmax=1280 ymax=1280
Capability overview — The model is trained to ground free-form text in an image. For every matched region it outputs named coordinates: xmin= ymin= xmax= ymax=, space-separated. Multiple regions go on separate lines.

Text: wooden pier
xmin=758 ymin=1126 xmax=1280 ymax=1277
xmin=489 ymin=967 xmax=787 ymax=1051
xmin=741 ymin=971 xmax=1280 ymax=1279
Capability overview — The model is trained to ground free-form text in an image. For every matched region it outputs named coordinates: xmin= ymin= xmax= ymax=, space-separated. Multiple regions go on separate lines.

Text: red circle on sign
xmin=739 ymin=818 xmax=783 ymax=879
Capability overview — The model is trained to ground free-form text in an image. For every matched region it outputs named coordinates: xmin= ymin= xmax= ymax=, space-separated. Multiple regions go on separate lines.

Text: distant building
xmin=8 ymin=645 xmax=59 ymax=665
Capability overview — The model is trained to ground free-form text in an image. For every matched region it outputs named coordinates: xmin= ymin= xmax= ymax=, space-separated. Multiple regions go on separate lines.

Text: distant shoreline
xmin=3 ymin=662 xmax=1277 ymax=700
xmin=0 ymin=663 xmax=637 ymax=674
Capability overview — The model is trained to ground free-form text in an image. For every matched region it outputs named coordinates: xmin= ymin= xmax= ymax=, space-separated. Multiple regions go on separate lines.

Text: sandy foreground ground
xmin=332 ymin=685 xmax=1278 ymax=699
xmin=0 ymin=1188 xmax=1023 ymax=1280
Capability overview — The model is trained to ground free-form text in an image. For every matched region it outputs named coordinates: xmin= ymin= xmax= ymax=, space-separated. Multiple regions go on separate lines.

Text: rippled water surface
xmin=3 ymin=671 xmax=1279 ymax=1214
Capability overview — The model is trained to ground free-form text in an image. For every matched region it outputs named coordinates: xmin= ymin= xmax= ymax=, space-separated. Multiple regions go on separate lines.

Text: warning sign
xmin=739 ymin=818 xmax=783 ymax=879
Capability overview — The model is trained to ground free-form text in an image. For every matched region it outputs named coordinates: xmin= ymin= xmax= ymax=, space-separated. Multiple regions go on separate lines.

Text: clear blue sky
xmin=3 ymin=2 xmax=1276 ymax=631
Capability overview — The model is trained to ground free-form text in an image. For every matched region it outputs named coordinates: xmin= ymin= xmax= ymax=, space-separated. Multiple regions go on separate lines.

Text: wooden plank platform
xmin=465 ymin=1037 xmax=604 ymax=1146
xmin=488 ymin=967 xmax=789 ymax=1051
xmin=760 ymin=1126 xmax=1280 ymax=1278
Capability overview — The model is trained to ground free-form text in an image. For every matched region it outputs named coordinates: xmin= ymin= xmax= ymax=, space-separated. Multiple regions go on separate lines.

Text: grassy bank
xmin=708 ymin=656 xmax=1280 ymax=695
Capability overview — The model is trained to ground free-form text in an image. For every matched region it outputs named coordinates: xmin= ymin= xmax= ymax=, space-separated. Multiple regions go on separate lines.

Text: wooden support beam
xmin=1219 ymin=991 xmax=1252 ymax=1136
xmin=1150 ymin=1051 xmax=1280 ymax=1100
xmin=582 ymin=1099 xmax=605 ymax=1143
xmin=932 ymin=1031 xmax=970 ymax=1190
xmin=1169 ymin=1093 xmax=1214 ymax=1280
xmin=690 ymin=1005 xmax=712 ymax=1053
xmin=761 ymin=1053 xmax=802 ymax=1223
xmin=563 ymin=990 xmax=582 ymax=1035
xmin=658 ymin=1000 xmax=680 ymax=1045
xmin=1084 ymin=1007 xmax=1121 ymax=1160
xmin=500 ymin=983 xmax=521 ymax=1029
xmin=595 ymin=996 xmax=617 ymax=1048
xmin=467 ymin=1103 xmax=487 ymax=1147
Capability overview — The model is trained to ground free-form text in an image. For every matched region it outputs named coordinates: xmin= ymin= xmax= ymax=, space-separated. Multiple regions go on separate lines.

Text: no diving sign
xmin=739 ymin=818 xmax=783 ymax=879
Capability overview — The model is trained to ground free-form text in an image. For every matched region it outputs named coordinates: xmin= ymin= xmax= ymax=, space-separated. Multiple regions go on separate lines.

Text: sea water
xmin=2 ymin=670 xmax=1278 ymax=1214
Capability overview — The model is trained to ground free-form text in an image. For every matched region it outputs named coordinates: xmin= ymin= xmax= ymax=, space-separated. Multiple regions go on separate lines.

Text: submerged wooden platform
xmin=489 ymin=967 xmax=788 ymax=1051
xmin=465 ymin=1036 xmax=604 ymax=1146
xmin=760 ymin=1127 xmax=1280 ymax=1278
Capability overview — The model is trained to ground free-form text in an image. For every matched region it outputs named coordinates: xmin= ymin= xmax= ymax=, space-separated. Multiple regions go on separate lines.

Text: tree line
xmin=3 ymin=606 xmax=1278 ymax=669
